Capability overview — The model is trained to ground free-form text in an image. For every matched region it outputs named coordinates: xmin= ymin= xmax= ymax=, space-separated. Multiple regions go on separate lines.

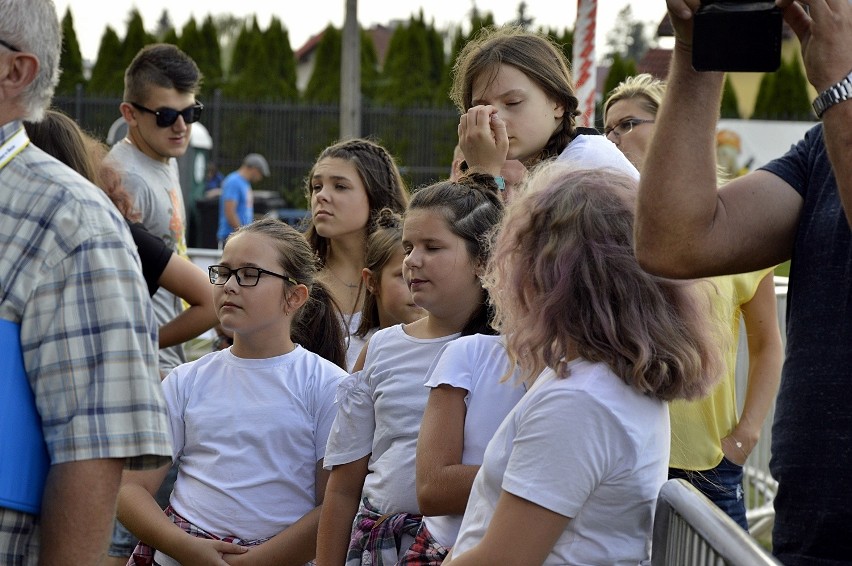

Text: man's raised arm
xmin=635 ymin=0 xmax=801 ymax=279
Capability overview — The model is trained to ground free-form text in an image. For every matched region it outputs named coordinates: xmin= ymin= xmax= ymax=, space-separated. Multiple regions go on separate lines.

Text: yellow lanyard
xmin=0 ymin=127 xmax=30 ymax=171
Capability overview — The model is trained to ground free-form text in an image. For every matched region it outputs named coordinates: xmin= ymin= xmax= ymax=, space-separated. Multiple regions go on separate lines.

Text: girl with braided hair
xmin=316 ymin=173 xmax=503 ymax=566
xmin=354 ymin=207 xmax=426 ymax=345
xmin=451 ymin=26 xmax=638 ymax=182
xmin=305 ymin=139 xmax=410 ymax=370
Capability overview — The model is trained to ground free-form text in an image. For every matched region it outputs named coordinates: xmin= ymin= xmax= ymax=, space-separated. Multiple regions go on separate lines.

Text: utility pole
xmin=340 ymin=0 xmax=361 ymax=139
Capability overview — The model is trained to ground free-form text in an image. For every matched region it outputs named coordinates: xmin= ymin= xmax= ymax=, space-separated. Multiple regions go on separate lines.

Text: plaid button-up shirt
xmin=0 ymin=120 xmax=171 ymax=563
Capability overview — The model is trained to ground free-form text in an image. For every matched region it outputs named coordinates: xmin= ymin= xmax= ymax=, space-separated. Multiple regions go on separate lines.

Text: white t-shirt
xmin=421 ymin=334 xmax=526 ymax=547
xmin=163 ymin=346 xmax=346 ymax=540
xmin=452 ymin=359 xmax=669 ymax=565
xmin=325 ymin=324 xmax=460 ymax=514
xmin=558 ymin=134 xmax=640 ymax=180
xmin=343 ymin=311 xmax=367 ymax=371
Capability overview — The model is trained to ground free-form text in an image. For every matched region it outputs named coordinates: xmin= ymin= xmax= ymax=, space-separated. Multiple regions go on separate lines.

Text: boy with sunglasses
xmin=105 ymin=43 xmax=203 ymax=566
xmin=107 ymin=43 xmax=203 ymax=374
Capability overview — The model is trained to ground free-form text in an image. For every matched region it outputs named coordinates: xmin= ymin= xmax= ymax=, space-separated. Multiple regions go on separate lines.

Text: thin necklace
xmin=328 ymin=266 xmax=359 ymax=289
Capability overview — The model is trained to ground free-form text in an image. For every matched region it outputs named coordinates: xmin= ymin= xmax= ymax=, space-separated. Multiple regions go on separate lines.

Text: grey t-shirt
xmin=107 ymin=140 xmax=187 ymax=373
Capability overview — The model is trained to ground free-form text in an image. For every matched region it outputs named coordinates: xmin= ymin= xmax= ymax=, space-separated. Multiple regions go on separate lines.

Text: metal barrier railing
xmin=652 ymin=479 xmax=782 ymax=566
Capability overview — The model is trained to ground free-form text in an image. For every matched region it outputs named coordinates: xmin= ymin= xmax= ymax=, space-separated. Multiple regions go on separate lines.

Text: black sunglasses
xmin=0 ymin=38 xmax=21 ymax=53
xmin=130 ymin=101 xmax=204 ymax=128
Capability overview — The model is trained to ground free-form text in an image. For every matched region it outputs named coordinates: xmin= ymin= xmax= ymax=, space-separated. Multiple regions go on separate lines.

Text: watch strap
xmin=812 ymin=69 xmax=852 ymax=119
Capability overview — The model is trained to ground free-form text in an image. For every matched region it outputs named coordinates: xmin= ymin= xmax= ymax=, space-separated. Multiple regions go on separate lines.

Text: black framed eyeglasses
xmin=0 ymin=38 xmax=21 ymax=53
xmin=208 ymin=265 xmax=298 ymax=287
xmin=130 ymin=101 xmax=204 ymax=128
xmin=604 ymin=118 xmax=655 ymax=140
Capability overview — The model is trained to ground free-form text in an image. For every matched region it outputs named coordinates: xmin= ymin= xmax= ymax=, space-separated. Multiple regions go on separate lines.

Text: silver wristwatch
xmin=812 ymin=69 xmax=852 ymax=119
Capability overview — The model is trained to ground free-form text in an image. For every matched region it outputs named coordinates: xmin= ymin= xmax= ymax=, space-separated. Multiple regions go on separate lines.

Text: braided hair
xmin=304 ymin=138 xmax=410 ymax=264
xmin=408 ymin=172 xmax=504 ymax=336
xmin=449 ymin=26 xmax=581 ymax=164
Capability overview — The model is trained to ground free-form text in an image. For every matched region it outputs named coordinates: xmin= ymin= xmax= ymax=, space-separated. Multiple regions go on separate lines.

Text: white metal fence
xmin=652 ymin=479 xmax=782 ymax=565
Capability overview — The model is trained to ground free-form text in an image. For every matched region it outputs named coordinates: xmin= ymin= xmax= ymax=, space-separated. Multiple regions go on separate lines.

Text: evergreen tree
xmin=751 ymin=70 xmax=775 ymax=119
xmin=122 ymin=9 xmax=153 ymax=66
xmin=720 ymin=74 xmax=741 ymax=119
xmin=512 ymin=1 xmax=535 ymax=29
xmin=378 ymin=12 xmax=443 ymax=106
xmin=754 ymin=55 xmax=812 ymax=120
xmin=225 ymin=18 xmax=295 ymax=101
xmin=154 ymin=9 xmax=174 ymax=41
xmin=263 ymin=17 xmax=298 ymax=101
xmin=213 ymin=14 xmax=244 ymax=76
xmin=162 ymin=27 xmax=179 ymax=47
xmin=303 ymin=25 xmax=342 ymax=104
xmin=57 ymin=8 xmax=86 ymax=95
xmin=782 ymin=54 xmax=814 ymax=120
xmin=179 ymin=17 xmax=220 ymax=92
xmin=360 ymin=27 xmax=380 ymax=103
xmin=87 ymin=26 xmax=125 ymax=95
xmin=604 ymin=6 xmax=651 ymax=64
xmin=200 ymin=16 xmax=223 ymax=86
xmin=178 ymin=18 xmax=204 ymax=66
xmin=229 ymin=18 xmax=260 ymax=78
xmin=603 ymin=53 xmax=633 ymax=100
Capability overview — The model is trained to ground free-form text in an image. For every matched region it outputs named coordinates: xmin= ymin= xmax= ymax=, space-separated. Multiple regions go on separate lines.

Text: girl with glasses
xmin=118 ymin=217 xmax=348 ymax=565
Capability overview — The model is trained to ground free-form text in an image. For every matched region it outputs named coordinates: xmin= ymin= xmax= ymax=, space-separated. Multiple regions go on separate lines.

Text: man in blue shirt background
xmin=216 ymin=153 xmax=269 ymax=246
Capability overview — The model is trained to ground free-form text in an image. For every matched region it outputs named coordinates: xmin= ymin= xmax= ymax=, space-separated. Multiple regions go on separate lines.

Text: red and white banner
xmin=572 ymin=0 xmax=597 ymax=127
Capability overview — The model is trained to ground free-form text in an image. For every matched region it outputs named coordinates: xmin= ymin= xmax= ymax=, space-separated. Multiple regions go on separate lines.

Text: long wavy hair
xmin=485 ymin=162 xmax=726 ymax=401
xmin=449 ymin=25 xmax=580 ymax=164
xmin=24 ymin=109 xmax=140 ymax=222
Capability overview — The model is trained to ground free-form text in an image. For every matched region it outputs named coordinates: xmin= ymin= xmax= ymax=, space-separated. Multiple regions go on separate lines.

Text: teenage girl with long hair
xmin=444 ymin=163 xmax=725 ymax=565
xmin=451 ymin=26 xmax=638 ymax=183
xmin=305 ymin=139 xmax=410 ymax=370
xmin=316 ymin=173 xmax=503 ymax=566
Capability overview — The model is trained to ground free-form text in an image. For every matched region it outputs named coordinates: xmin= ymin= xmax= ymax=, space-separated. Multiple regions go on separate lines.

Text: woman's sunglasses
xmin=130 ymin=101 xmax=204 ymax=128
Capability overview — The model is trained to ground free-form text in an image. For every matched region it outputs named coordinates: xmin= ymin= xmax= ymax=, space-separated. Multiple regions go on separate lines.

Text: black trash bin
xmin=253 ymin=190 xmax=287 ymax=220
xmin=195 ymin=190 xmax=287 ymax=249
xmin=195 ymin=192 xmax=220 ymax=249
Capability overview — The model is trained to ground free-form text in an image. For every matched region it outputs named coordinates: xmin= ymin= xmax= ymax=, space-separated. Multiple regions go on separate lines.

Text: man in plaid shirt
xmin=0 ymin=1 xmax=172 ymax=563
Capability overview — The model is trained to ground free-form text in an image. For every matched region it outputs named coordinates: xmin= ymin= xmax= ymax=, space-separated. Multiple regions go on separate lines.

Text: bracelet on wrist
xmin=493 ymin=175 xmax=505 ymax=191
